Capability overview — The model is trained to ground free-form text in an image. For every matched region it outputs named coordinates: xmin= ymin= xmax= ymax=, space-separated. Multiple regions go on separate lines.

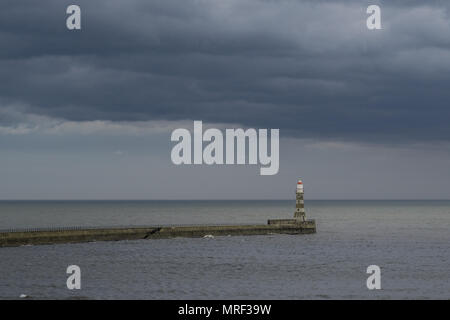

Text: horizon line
xmin=0 ymin=199 xmax=449 ymax=201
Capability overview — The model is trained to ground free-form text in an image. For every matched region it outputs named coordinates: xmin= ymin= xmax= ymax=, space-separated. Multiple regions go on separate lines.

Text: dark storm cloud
xmin=1 ymin=0 xmax=450 ymax=142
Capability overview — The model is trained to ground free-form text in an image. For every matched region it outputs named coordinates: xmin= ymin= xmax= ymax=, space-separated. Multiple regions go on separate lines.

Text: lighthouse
xmin=294 ymin=179 xmax=306 ymax=222
xmin=266 ymin=178 xmax=316 ymax=232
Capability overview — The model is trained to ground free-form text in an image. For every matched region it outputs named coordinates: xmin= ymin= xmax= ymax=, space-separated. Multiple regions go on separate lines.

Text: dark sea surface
xmin=0 ymin=200 xmax=449 ymax=299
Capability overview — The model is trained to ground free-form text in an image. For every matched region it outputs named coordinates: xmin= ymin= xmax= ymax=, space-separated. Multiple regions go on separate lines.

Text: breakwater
xmin=0 ymin=220 xmax=316 ymax=247
xmin=0 ymin=179 xmax=316 ymax=247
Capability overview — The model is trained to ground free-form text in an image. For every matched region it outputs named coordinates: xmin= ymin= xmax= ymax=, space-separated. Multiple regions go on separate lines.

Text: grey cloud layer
xmin=1 ymin=0 xmax=450 ymax=142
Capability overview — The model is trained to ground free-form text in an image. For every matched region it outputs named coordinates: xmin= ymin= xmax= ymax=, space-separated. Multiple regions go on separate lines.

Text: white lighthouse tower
xmin=266 ymin=179 xmax=316 ymax=232
xmin=294 ymin=179 xmax=306 ymax=221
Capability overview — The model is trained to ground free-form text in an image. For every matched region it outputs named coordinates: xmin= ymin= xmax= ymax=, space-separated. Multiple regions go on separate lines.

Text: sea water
xmin=0 ymin=200 xmax=449 ymax=299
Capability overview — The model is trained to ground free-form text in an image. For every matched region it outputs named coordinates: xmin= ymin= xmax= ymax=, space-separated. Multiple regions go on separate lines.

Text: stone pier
xmin=0 ymin=179 xmax=316 ymax=247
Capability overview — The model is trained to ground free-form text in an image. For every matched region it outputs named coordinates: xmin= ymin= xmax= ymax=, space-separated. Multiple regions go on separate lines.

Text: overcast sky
xmin=1 ymin=0 xmax=450 ymax=199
